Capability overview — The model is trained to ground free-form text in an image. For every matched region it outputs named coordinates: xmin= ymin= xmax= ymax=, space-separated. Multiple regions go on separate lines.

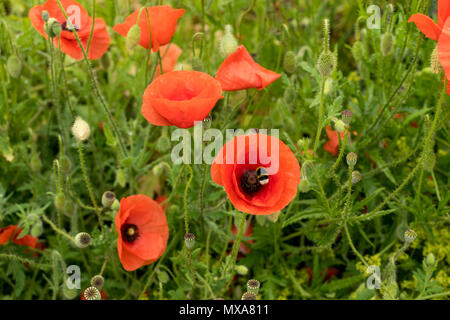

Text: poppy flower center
xmin=121 ymin=224 xmax=139 ymax=242
xmin=240 ymin=170 xmax=262 ymax=195
xmin=167 ymin=88 xmax=196 ymax=101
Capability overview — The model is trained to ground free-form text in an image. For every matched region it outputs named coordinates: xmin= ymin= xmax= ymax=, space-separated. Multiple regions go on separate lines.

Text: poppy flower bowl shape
xmin=215 ymin=45 xmax=281 ymax=91
xmin=113 ymin=6 xmax=185 ymax=52
xmin=211 ymin=133 xmax=301 ymax=215
xmin=142 ymin=71 xmax=223 ymax=128
xmin=29 ymin=0 xmax=110 ymax=60
xmin=115 ymin=195 xmax=169 ymax=271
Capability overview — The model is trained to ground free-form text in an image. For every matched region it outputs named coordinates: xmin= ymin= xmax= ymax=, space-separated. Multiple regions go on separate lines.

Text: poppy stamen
xmin=240 ymin=170 xmax=262 ymax=195
xmin=121 ymin=224 xmax=139 ymax=242
xmin=61 ymin=21 xmax=80 ymax=32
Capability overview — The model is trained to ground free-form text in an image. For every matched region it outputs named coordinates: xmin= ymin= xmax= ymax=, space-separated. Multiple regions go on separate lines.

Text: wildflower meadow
xmin=0 ymin=0 xmax=449 ymax=303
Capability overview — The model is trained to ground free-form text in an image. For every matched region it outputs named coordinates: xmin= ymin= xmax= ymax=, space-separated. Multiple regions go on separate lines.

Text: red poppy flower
xmin=231 ymin=221 xmax=254 ymax=255
xmin=155 ymin=195 xmax=168 ymax=212
xmin=323 ymin=126 xmax=345 ymax=156
xmin=29 ymin=0 xmax=110 ymax=60
xmin=152 ymin=44 xmax=182 ymax=78
xmin=215 ymin=45 xmax=281 ymax=91
xmin=141 ymin=70 xmax=223 ymax=128
xmin=113 ymin=6 xmax=185 ymax=52
xmin=0 ymin=225 xmax=38 ymax=248
xmin=115 ymin=195 xmax=169 ymax=271
xmin=211 ymin=133 xmax=300 ymax=215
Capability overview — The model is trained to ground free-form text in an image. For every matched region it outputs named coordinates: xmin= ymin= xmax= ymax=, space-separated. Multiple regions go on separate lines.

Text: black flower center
xmin=121 ymin=224 xmax=139 ymax=243
xmin=240 ymin=170 xmax=262 ymax=196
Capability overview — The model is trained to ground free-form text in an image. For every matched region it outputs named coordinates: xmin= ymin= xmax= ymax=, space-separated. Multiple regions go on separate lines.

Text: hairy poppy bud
xmin=298 ymin=179 xmax=310 ymax=193
xmin=241 ymin=292 xmax=257 ymax=300
xmin=46 ymin=17 xmax=62 ymax=38
xmin=152 ymin=162 xmax=168 ymax=177
xmin=423 ymin=150 xmax=436 ymax=172
xmin=90 ymin=275 xmax=105 ymax=289
xmin=220 ymin=25 xmax=238 ymax=58
xmin=7 ymin=55 xmax=22 ymax=79
xmin=157 ymin=270 xmax=170 ymax=284
xmin=352 ymin=41 xmax=364 ymax=61
xmin=334 ymin=119 xmax=346 ymax=133
xmin=156 ymin=136 xmax=171 ymax=153
xmin=111 ymin=198 xmax=120 ymax=212
xmin=283 ymin=51 xmax=296 ymax=74
xmin=31 ymin=220 xmax=44 ymax=238
xmin=30 ymin=153 xmax=42 ymax=172
xmin=63 ymin=199 xmax=75 ymax=218
xmin=316 ymin=51 xmax=336 ymax=78
xmin=283 ymin=86 xmax=297 ymax=104
xmin=404 ymin=229 xmax=417 ymax=243
xmin=324 ymin=77 xmax=333 ymax=95
xmin=102 ymin=191 xmax=116 ymax=208
xmin=82 ymin=286 xmax=101 ymax=300
xmin=71 ymin=117 xmax=91 ymax=142
xmin=430 ymin=47 xmax=443 ymax=74
xmin=191 ymin=56 xmax=204 ymax=71
xmin=74 ymin=232 xmax=91 ymax=248
xmin=60 ymin=155 xmax=72 ymax=173
xmin=351 ymin=170 xmax=362 ymax=184
xmin=116 ymin=168 xmax=126 ymax=188
xmin=235 ymin=265 xmax=248 ymax=276
xmin=346 ymin=152 xmax=358 ymax=167
xmin=54 ymin=192 xmax=65 ymax=209
xmin=41 ymin=10 xmax=49 ymax=22
xmin=126 ymin=24 xmax=141 ymax=51
xmin=247 ymin=279 xmax=260 ymax=294
xmin=184 ymin=233 xmax=196 ymax=250
xmin=341 ymin=109 xmax=353 ymax=125
xmin=426 ymin=253 xmax=435 ymax=266
xmin=381 ymin=33 xmax=394 ymax=56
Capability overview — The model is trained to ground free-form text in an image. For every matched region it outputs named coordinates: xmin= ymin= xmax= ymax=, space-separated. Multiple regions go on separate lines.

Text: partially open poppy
xmin=152 ymin=44 xmax=182 ymax=78
xmin=113 ymin=6 xmax=185 ymax=52
xmin=142 ymin=70 xmax=223 ymax=128
xmin=115 ymin=195 xmax=169 ymax=271
xmin=215 ymin=45 xmax=281 ymax=91
xmin=29 ymin=0 xmax=110 ymax=60
xmin=0 ymin=225 xmax=38 ymax=248
xmin=211 ymin=133 xmax=300 ymax=215
xmin=323 ymin=126 xmax=345 ymax=156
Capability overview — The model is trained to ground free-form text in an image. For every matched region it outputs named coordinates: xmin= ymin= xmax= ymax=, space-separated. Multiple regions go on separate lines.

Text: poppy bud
xmin=156 ymin=136 xmax=171 ymax=153
xmin=74 ymin=232 xmax=91 ymax=248
xmin=423 ymin=150 xmax=436 ymax=172
xmin=62 ymin=284 xmax=78 ymax=300
xmin=351 ymin=170 xmax=362 ymax=184
xmin=101 ymin=191 xmax=116 ymax=208
xmin=266 ymin=211 xmax=281 ymax=223
xmin=30 ymin=153 xmax=42 ymax=172
xmin=184 ymin=233 xmax=196 ymax=250
xmin=297 ymin=137 xmax=310 ymax=149
xmin=152 ymin=162 xmax=168 ymax=177
xmin=316 ymin=51 xmax=336 ymax=78
xmin=111 ymin=198 xmax=120 ymax=212
xmin=381 ymin=33 xmax=394 ymax=56
xmin=90 ymin=275 xmax=104 ymax=289
xmin=157 ymin=270 xmax=170 ymax=284
xmin=352 ymin=41 xmax=364 ymax=61
xmin=430 ymin=47 xmax=443 ymax=74
xmin=41 ymin=10 xmax=49 ymax=22
xmin=31 ymin=220 xmax=44 ymax=238
xmin=283 ymin=51 xmax=296 ymax=74
xmin=220 ymin=25 xmax=238 ymax=58
xmin=7 ymin=55 xmax=22 ymax=79
xmin=241 ymin=292 xmax=257 ymax=300
xmin=346 ymin=152 xmax=358 ymax=167
xmin=191 ymin=56 xmax=204 ymax=71
xmin=247 ymin=279 xmax=260 ymax=294
xmin=298 ymin=179 xmax=310 ymax=193
xmin=235 ymin=265 xmax=248 ymax=276
xmin=283 ymin=86 xmax=297 ymax=104
xmin=71 ymin=117 xmax=91 ymax=142
xmin=116 ymin=168 xmax=126 ymax=188
xmin=403 ymin=229 xmax=417 ymax=243
xmin=334 ymin=119 xmax=346 ymax=133
xmin=60 ymin=155 xmax=72 ymax=173
xmin=168 ymin=204 xmax=179 ymax=215
xmin=82 ymin=286 xmax=101 ymax=300
xmin=341 ymin=109 xmax=353 ymax=125
xmin=55 ymin=192 xmax=65 ymax=209
xmin=63 ymin=199 xmax=75 ymax=218
xmin=324 ymin=77 xmax=333 ymax=95
xmin=426 ymin=253 xmax=435 ymax=266
xmin=46 ymin=18 xmax=62 ymax=38
xmin=126 ymin=24 xmax=141 ymax=51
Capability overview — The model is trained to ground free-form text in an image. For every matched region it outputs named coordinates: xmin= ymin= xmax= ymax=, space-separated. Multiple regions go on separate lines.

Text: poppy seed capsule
xmin=90 ymin=275 xmax=105 ymax=289
xmin=71 ymin=117 xmax=91 ymax=142
xmin=45 ymin=18 xmax=62 ymax=38
xmin=125 ymin=24 xmax=140 ymax=51
xmin=283 ymin=51 xmax=297 ymax=74
xmin=241 ymin=292 xmax=257 ymax=300
xmin=351 ymin=171 xmax=362 ymax=184
xmin=6 ymin=55 xmax=22 ymax=79
xmin=341 ymin=110 xmax=353 ymax=125
xmin=74 ymin=232 xmax=91 ymax=248
xmin=404 ymin=229 xmax=417 ymax=243
xmin=184 ymin=233 xmax=196 ymax=250
xmin=346 ymin=152 xmax=358 ymax=167
xmin=83 ymin=286 xmax=101 ymax=300
xmin=430 ymin=47 xmax=443 ymax=74
xmin=41 ymin=10 xmax=49 ymax=22
xmin=220 ymin=25 xmax=238 ymax=58
xmin=316 ymin=51 xmax=336 ymax=78
xmin=247 ymin=279 xmax=260 ymax=294
xmin=101 ymin=191 xmax=116 ymax=208
xmin=381 ymin=33 xmax=394 ymax=56
xmin=54 ymin=192 xmax=65 ymax=209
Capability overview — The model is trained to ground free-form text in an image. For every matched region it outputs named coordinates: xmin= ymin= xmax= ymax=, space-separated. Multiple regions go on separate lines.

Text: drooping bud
xmin=241 ymin=292 xmax=257 ymax=300
xmin=41 ymin=10 xmax=49 ymax=22
xmin=351 ymin=170 xmax=362 ymax=184
xmin=111 ymin=198 xmax=120 ymax=212
xmin=298 ymin=178 xmax=310 ymax=193
xmin=220 ymin=25 xmax=238 ymax=58
xmin=324 ymin=77 xmax=333 ymax=95
xmin=352 ymin=41 xmax=364 ymax=61
xmin=192 ymin=32 xmax=204 ymax=42
xmin=152 ymin=162 xmax=167 ymax=177
xmin=430 ymin=47 xmax=443 ymax=74
xmin=101 ymin=191 xmax=115 ymax=208
xmin=156 ymin=136 xmax=171 ymax=153
xmin=46 ymin=18 xmax=62 ymax=38
xmin=157 ymin=270 xmax=170 ymax=284
xmin=341 ymin=110 xmax=353 ymax=125
xmin=31 ymin=220 xmax=44 ymax=238
xmin=71 ymin=117 xmax=91 ymax=142
xmin=346 ymin=152 xmax=358 ymax=167
xmin=247 ymin=279 xmax=260 ymax=294
xmin=82 ymin=286 xmax=101 ymax=300
xmin=63 ymin=199 xmax=75 ymax=218
xmin=90 ymin=275 xmax=105 ymax=289
xmin=54 ymin=192 xmax=65 ymax=209
xmin=60 ymin=155 xmax=72 ymax=174
xmin=403 ymin=229 xmax=417 ymax=243
xmin=126 ymin=24 xmax=141 ymax=51
xmin=30 ymin=153 xmax=42 ymax=172
xmin=235 ymin=265 xmax=248 ymax=276
xmin=381 ymin=33 xmax=394 ymax=56
xmin=283 ymin=51 xmax=296 ymax=74
xmin=7 ymin=55 xmax=22 ymax=79
xmin=184 ymin=233 xmax=196 ymax=250
xmin=74 ymin=232 xmax=91 ymax=248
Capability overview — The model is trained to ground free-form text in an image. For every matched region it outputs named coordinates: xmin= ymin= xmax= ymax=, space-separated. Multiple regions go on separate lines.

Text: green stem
xmin=184 ymin=164 xmax=194 ymax=234
xmin=312 ymin=77 xmax=326 ymax=155
xmin=42 ymin=214 xmax=76 ymax=244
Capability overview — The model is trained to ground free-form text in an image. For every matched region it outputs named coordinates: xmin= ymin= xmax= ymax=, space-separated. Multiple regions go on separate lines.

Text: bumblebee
xmin=256 ymin=167 xmax=269 ymax=185
xmin=61 ymin=21 xmax=80 ymax=32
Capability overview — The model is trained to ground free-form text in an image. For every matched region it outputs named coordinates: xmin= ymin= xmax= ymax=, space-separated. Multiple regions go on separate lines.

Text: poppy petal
xmin=408 ymin=14 xmax=441 ymax=41
xmin=438 ymin=0 xmax=450 ymax=27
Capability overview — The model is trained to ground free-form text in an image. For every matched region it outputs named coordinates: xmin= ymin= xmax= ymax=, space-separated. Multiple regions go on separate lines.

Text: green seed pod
xmin=184 ymin=233 xmax=196 ymax=250
xmin=220 ymin=25 xmax=238 ymax=58
xmin=90 ymin=275 xmax=105 ymax=289
xmin=351 ymin=171 xmax=362 ymax=184
xmin=346 ymin=152 xmax=358 ymax=167
xmin=30 ymin=153 xmax=42 ymax=173
xmin=426 ymin=253 xmax=435 ymax=266
xmin=430 ymin=47 xmax=443 ymax=74
xmin=381 ymin=33 xmax=394 ymax=56
xmin=352 ymin=41 xmax=364 ymax=61
xmin=54 ymin=192 xmax=65 ymax=210
xmin=283 ymin=86 xmax=296 ymax=105
xmin=74 ymin=232 xmax=91 ymax=248
xmin=191 ymin=56 xmax=204 ymax=71
xmin=283 ymin=51 xmax=296 ymax=74
xmin=404 ymin=229 xmax=417 ymax=243
xmin=7 ymin=55 xmax=22 ymax=79
xmin=101 ymin=191 xmax=116 ymax=208
xmin=111 ymin=198 xmax=120 ymax=212
xmin=316 ymin=51 xmax=336 ymax=78
xmin=235 ymin=265 xmax=248 ymax=276
xmin=82 ymin=286 xmax=101 ymax=300
xmin=156 ymin=136 xmax=171 ymax=153
xmin=241 ymin=292 xmax=257 ymax=300
xmin=247 ymin=279 xmax=260 ymax=294
xmin=126 ymin=24 xmax=141 ymax=51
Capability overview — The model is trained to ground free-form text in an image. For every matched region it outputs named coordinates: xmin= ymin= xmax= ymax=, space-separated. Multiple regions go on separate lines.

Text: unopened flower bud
xmin=82 ymin=286 xmax=101 ymax=300
xmin=74 ymin=232 xmax=91 ymax=248
xmin=63 ymin=200 xmax=75 ymax=218
xmin=324 ymin=77 xmax=333 ymax=95
xmin=341 ymin=110 xmax=353 ymax=125
xmin=116 ymin=168 xmax=126 ymax=188
xmin=430 ymin=47 xmax=443 ymax=74
xmin=423 ymin=151 xmax=436 ymax=172
xmin=7 ymin=55 xmax=22 ymax=79
xmin=30 ymin=153 xmax=42 ymax=173
xmin=126 ymin=24 xmax=141 ymax=51
xmin=381 ymin=33 xmax=394 ymax=56
xmin=351 ymin=170 xmax=362 ymax=184
xmin=184 ymin=233 xmax=196 ymax=250
xmin=101 ymin=191 xmax=115 ymax=208
xmin=90 ymin=275 xmax=104 ymax=289
xmin=54 ymin=192 xmax=65 ymax=209
xmin=191 ymin=56 xmax=204 ymax=71
xmin=334 ymin=119 xmax=346 ymax=133
xmin=157 ymin=270 xmax=170 ymax=284
xmin=346 ymin=152 xmax=358 ymax=167
xmin=316 ymin=51 xmax=336 ymax=78
xmin=247 ymin=279 xmax=260 ymax=294
xmin=41 ymin=10 xmax=49 ymax=22
xmin=152 ymin=163 xmax=167 ymax=177
xmin=235 ymin=265 xmax=248 ymax=276
xmin=71 ymin=117 xmax=91 ymax=142
xmin=283 ymin=51 xmax=296 ymax=74
xmin=426 ymin=253 xmax=435 ymax=266
xmin=352 ymin=41 xmax=364 ymax=61
xmin=60 ymin=155 xmax=72 ymax=173
xmin=220 ymin=25 xmax=238 ymax=58
xmin=156 ymin=136 xmax=171 ymax=153
xmin=46 ymin=18 xmax=62 ymax=38
xmin=298 ymin=179 xmax=310 ymax=193
xmin=31 ymin=220 xmax=44 ymax=238
xmin=241 ymin=292 xmax=257 ymax=300
xmin=404 ymin=229 xmax=417 ymax=243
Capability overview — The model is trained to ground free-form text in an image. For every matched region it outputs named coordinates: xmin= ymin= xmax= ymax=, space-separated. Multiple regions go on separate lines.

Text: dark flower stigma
xmin=121 ymin=224 xmax=139 ymax=242
xmin=240 ymin=170 xmax=262 ymax=195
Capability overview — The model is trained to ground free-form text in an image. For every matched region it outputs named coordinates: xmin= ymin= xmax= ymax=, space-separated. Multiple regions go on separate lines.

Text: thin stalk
xmin=312 ymin=77 xmax=326 ymax=155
